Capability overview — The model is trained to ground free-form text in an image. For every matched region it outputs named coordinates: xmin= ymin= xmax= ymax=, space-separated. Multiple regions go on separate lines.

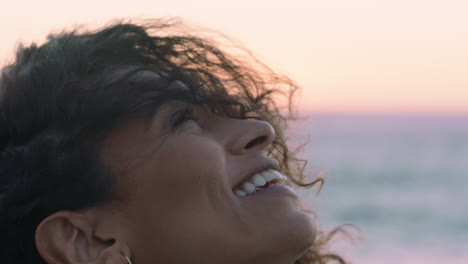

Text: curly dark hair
xmin=0 ymin=18 xmax=347 ymax=264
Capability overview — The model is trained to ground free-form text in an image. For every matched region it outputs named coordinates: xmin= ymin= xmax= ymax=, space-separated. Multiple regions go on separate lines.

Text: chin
xmin=273 ymin=209 xmax=318 ymax=264
xmin=291 ymin=210 xmax=318 ymax=250
xmin=284 ymin=197 xmax=318 ymax=244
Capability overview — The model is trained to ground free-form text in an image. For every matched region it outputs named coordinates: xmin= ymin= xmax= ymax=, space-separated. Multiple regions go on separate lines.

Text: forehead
xmin=100 ymin=66 xmax=194 ymax=158
xmin=128 ymin=69 xmax=189 ymax=91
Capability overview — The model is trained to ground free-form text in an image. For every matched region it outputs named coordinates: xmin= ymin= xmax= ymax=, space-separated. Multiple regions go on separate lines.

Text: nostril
xmin=245 ymin=135 xmax=267 ymax=149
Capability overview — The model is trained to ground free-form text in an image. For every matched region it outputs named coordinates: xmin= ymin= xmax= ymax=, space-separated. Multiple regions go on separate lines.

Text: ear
xmin=35 ymin=211 xmax=130 ymax=264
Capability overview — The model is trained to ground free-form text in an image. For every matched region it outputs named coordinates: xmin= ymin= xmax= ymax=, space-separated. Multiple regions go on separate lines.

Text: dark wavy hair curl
xmin=0 ymin=18 xmax=347 ymax=264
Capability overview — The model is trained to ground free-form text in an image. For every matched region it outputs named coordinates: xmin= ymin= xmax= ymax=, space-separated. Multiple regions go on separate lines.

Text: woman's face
xmin=101 ymin=100 xmax=317 ymax=264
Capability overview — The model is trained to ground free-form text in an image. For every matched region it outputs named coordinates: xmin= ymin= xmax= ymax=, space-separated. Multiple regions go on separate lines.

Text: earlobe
xmin=122 ymin=254 xmax=133 ymax=264
xmin=35 ymin=211 xmax=129 ymax=264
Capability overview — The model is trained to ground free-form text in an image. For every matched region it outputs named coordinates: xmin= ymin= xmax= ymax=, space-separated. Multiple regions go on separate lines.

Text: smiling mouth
xmin=232 ymin=169 xmax=288 ymax=197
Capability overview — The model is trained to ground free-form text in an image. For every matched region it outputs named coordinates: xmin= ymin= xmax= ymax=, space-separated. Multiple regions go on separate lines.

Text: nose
xmin=228 ymin=119 xmax=275 ymax=155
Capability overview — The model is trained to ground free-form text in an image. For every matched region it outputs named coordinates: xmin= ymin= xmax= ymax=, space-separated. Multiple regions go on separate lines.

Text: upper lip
xmin=232 ymin=159 xmax=280 ymax=189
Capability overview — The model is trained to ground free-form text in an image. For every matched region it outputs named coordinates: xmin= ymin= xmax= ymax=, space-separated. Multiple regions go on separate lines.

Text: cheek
xmin=125 ymin=134 xmax=228 ymax=213
xmin=159 ymin=135 xmax=226 ymax=189
xmin=122 ymin=137 xmax=249 ymax=262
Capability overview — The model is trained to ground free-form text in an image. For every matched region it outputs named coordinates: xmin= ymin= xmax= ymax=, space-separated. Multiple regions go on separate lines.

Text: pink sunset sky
xmin=1 ymin=0 xmax=467 ymax=114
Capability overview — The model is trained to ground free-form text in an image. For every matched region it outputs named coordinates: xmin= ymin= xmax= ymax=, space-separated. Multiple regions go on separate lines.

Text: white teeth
xmin=251 ymin=174 xmax=267 ymax=187
xmin=234 ymin=189 xmax=247 ymax=197
xmin=270 ymin=170 xmax=287 ymax=180
xmin=242 ymin=182 xmax=256 ymax=194
xmin=261 ymin=169 xmax=286 ymax=182
xmin=233 ymin=169 xmax=288 ymax=197
xmin=261 ymin=170 xmax=277 ymax=182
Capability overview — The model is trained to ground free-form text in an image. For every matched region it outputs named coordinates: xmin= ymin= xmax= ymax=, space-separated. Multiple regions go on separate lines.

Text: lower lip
xmin=249 ymin=183 xmax=298 ymax=198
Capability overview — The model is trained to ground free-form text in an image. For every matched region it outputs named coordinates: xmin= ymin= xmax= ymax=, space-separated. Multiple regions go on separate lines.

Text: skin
xmin=35 ymin=100 xmax=317 ymax=264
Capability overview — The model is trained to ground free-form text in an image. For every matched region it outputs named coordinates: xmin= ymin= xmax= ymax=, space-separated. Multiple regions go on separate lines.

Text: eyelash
xmin=170 ymin=105 xmax=196 ymax=128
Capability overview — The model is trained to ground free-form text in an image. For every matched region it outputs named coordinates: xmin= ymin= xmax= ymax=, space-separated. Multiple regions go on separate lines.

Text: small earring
xmin=122 ymin=254 xmax=133 ymax=264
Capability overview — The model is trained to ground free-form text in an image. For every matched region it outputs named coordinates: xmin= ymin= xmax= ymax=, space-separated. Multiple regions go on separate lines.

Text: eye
xmin=170 ymin=105 xmax=196 ymax=128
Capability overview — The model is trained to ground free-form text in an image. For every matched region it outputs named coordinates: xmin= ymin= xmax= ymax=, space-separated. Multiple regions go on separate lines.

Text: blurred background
xmin=1 ymin=1 xmax=467 ymax=263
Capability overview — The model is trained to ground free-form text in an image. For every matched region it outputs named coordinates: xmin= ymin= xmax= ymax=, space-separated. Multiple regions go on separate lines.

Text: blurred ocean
xmin=290 ymin=114 xmax=468 ymax=264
